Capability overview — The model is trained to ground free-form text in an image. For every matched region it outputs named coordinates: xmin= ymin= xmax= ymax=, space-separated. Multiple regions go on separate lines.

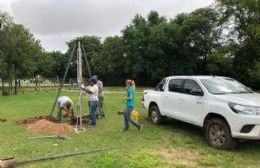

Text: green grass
xmin=0 ymin=88 xmax=260 ymax=167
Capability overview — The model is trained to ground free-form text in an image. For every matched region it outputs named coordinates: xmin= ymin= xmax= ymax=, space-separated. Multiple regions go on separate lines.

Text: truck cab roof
xmin=165 ymin=75 xmax=229 ymax=80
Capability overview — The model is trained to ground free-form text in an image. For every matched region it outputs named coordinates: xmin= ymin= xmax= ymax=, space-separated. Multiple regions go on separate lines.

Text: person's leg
xmin=99 ymin=96 xmax=104 ymax=116
xmin=94 ymin=100 xmax=98 ymax=120
xmin=88 ymin=101 xmax=92 ymax=124
xmin=123 ymin=107 xmax=132 ymax=130
xmin=96 ymin=98 xmax=100 ymax=117
xmin=57 ymin=108 xmax=62 ymax=122
xmin=90 ymin=101 xmax=97 ymax=125
xmin=129 ymin=114 xmax=141 ymax=130
xmin=88 ymin=101 xmax=91 ymax=116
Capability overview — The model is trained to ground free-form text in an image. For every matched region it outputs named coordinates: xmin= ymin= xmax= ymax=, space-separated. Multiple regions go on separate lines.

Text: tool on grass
xmin=0 ymin=146 xmax=120 ymax=168
xmin=117 ymin=110 xmax=125 ymax=115
xmin=28 ymin=135 xmax=71 ymax=140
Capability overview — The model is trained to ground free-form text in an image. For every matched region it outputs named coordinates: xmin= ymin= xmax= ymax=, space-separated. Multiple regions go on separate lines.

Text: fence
xmin=0 ymin=77 xmax=92 ymax=95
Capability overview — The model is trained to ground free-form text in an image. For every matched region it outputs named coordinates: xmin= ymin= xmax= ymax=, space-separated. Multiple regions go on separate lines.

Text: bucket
xmin=131 ymin=109 xmax=140 ymax=123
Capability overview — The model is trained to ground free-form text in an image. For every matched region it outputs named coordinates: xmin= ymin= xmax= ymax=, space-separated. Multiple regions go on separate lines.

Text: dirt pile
xmin=26 ymin=119 xmax=75 ymax=135
xmin=16 ymin=116 xmax=53 ymax=125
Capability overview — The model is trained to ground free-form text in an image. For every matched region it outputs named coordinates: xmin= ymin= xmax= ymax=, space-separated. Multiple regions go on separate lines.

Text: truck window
xmin=168 ymin=79 xmax=185 ymax=93
xmin=155 ymin=79 xmax=166 ymax=91
xmin=184 ymin=80 xmax=203 ymax=94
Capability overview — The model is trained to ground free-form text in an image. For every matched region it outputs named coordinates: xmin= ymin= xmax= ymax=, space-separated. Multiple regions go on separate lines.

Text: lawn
xmin=0 ymin=88 xmax=260 ymax=168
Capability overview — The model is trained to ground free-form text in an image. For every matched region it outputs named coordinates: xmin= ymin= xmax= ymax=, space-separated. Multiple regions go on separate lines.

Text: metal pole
xmin=77 ymin=41 xmax=83 ymax=84
xmin=16 ymin=146 xmax=120 ymax=166
xmin=49 ymin=45 xmax=76 ymax=118
xmin=79 ymin=92 xmax=83 ymax=129
xmin=77 ymin=41 xmax=83 ymax=130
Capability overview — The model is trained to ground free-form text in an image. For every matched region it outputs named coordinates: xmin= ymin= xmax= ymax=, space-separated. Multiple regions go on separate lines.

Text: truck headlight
xmin=228 ymin=102 xmax=260 ymax=116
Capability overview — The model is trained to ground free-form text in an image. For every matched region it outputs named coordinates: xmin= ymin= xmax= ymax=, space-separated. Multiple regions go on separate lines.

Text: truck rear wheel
xmin=205 ymin=118 xmax=237 ymax=150
xmin=149 ymin=105 xmax=164 ymax=125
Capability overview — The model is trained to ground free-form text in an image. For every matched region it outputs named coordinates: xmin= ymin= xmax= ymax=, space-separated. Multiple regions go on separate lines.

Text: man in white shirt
xmin=57 ymin=96 xmax=74 ymax=123
xmin=92 ymin=75 xmax=104 ymax=118
xmin=81 ymin=77 xmax=99 ymax=127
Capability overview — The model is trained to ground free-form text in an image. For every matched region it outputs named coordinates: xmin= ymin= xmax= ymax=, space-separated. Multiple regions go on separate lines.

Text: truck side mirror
xmin=190 ymin=88 xmax=204 ymax=96
xmin=158 ymin=84 xmax=164 ymax=91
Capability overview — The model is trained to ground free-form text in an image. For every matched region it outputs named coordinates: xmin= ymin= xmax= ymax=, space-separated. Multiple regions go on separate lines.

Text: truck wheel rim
xmin=151 ymin=111 xmax=158 ymax=123
xmin=209 ymin=124 xmax=226 ymax=146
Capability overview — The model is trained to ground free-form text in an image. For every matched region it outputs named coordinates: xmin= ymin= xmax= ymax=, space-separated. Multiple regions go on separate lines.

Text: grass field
xmin=0 ymin=88 xmax=260 ymax=168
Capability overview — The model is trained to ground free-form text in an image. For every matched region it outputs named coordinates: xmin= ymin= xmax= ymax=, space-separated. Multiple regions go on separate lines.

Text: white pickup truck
xmin=143 ymin=76 xmax=260 ymax=149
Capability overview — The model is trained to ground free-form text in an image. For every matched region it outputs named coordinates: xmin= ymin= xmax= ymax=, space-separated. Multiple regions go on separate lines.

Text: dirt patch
xmin=0 ymin=118 xmax=7 ymax=122
xmin=16 ymin=116 xmax=53 ymax=125
xmin=27 ymin=119 xmax=74 ymax=135
xmin=152 ymin=148 xmax=200 ymax=167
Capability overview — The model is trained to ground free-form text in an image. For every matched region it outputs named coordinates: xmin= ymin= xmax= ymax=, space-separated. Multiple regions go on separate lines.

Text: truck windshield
xmin=201 ymin=78 xmax=253 ymax=95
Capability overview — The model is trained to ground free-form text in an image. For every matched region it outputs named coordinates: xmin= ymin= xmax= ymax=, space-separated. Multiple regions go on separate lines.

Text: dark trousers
xmin=124 ymin=106 xmax=140 ymax=130
xmin=97 ymin=96 xmax=104 ymax=116
xmin=88 ymin=101 xmax=98 ymax=125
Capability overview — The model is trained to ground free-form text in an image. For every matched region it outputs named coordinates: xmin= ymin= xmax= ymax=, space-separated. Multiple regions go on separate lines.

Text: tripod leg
xmin=49 ymin=45 xmax=76 ymax=118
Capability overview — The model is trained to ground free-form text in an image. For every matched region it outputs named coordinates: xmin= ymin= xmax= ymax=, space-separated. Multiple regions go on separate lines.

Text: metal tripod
xmin=49 ymin=41 xmax=92 ymax=133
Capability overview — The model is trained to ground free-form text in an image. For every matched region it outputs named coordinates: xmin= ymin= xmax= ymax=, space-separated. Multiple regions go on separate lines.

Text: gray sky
xmin=0 ymin=0 xmax=214 ymax=52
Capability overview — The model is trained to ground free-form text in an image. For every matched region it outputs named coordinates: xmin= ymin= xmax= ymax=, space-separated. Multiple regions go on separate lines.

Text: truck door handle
xmin=179 ymin=98 xmax=184 ymax=100
xmin=196 ymin=101 xmax=203 ymax=104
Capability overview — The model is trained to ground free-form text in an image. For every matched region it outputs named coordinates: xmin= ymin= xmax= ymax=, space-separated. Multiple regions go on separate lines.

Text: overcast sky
xmin=0 ymin=0 xmax=214 ymax=52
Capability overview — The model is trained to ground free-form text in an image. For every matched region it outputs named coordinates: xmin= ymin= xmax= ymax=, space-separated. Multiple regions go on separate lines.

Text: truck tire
xmin=205 ymin=118 xmax=237 ymax=150
xmin=149 ymin=105 xmax=164 ymax=125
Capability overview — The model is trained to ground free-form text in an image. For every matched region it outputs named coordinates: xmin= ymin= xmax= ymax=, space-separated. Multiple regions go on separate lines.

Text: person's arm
xmin=124 ymin=89 xmax=133 ymax=100
xmin=61 ymin=106 xmax=69 ymax=112
xmin=81 ymin=86 xmax=93 ymax=94
xmin=60 ymin=104 xmax=68 ymax=112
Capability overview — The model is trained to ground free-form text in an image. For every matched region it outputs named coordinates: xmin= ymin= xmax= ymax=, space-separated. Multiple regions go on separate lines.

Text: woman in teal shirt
xmin=122 ymin=80 xmax=142 ymax=131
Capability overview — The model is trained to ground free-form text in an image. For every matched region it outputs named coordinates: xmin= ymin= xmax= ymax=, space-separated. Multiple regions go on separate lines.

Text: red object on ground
xmin=26 ymin=119 xmax=74 ymax=135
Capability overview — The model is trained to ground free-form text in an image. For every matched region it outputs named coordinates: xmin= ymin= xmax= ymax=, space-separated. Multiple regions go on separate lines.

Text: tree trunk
xmin=18 ymin=79 xmax=21 ymax=93
xmin=35 ymin=77 xmax=38 ymax=91
xmin=10 ymin=80 xmax=13 ymax=95
xmin=1 ymin=79 xmax=4 ymax=96
xmin=14 ymin=78 xmax=18 ymax=94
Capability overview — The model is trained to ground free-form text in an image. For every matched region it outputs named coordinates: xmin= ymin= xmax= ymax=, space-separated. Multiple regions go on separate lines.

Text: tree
xmin=66 ymin=36 xmax=101 ymax=79
xmin=216 ymin=0 xmax=260 ymax=83
xmin=0 ymin=12 xmax=43 ymax=94
xmin=122 ymin=11 xmax=169 ymax=85
xmin=93 ymin=36 xmax=126 ymax=85
xmin=0 ymin=51 xmax=6 ymax=77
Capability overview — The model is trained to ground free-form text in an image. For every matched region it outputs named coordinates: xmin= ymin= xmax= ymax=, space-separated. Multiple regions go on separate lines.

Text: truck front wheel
xmin=149 ymin=105 xmax=164 ymax=125
xmin=205 ymin=118 xmax=237 ymax=150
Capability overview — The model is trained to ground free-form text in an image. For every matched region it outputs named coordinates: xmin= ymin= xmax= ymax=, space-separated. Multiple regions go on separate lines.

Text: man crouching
xmin=57 ymin=96 xmax=74 ymax=123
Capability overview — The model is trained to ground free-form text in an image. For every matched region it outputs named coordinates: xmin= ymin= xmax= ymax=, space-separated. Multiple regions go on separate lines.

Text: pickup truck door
xmin=153 ymin=79 xmax=168 ymax=116
xmin=176 ymin=79 xmax=205 ymax=125
xmin=162 ymin=79 xmax=186 ymax=118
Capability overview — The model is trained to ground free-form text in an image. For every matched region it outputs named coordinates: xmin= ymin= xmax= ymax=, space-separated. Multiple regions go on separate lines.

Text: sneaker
xmin=88 ymin=125 xmax=95 ymax=128
xmin=121 ymin=128 xmax=128 ymax=132
xmin=138 ymin=124 xmax=143 ymax=132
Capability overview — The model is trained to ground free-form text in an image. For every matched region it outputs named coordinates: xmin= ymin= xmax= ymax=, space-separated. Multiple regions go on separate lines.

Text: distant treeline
xmin=0 ymin=0 xmax=259 ymax=95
